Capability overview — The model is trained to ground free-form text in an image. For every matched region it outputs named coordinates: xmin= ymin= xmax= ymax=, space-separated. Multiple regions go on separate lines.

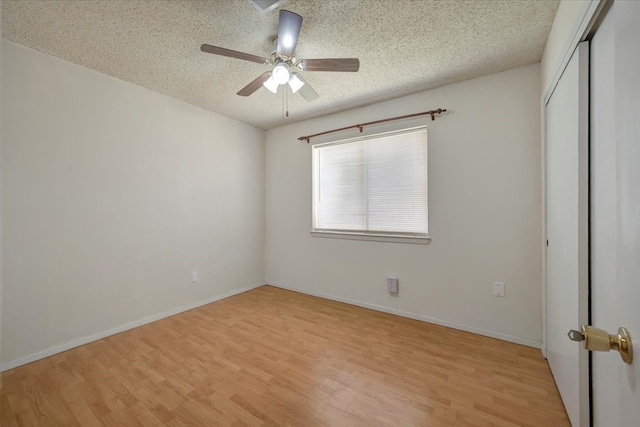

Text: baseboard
xmin=1 ymin=282 xmax=265 ymax=372
xmin=268 ymin=283 xmax=542 ymax=349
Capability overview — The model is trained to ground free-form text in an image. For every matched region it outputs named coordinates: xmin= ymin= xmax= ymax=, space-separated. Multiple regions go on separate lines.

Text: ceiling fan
xmin=200 ymin=10 xmax=360 ymax=102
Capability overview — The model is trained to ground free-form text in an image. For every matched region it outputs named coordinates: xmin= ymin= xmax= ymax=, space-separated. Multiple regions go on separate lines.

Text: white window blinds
xmin=313 ymin=127 xmax=428 ymax=235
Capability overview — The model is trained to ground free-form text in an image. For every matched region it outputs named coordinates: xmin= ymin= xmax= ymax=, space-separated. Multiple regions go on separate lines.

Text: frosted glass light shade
xmin=263 ymin=76 xmax=279 ymax=93
xmin=272 ymin=64 xmax=290 ymax=85
xmin=288 ymin=74 xmax=305 ymax=93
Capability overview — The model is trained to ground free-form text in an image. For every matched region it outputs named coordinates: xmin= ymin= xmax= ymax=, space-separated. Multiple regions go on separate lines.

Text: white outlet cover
xmin=493 ymin=281 xmax=505 ymax=297
xmin=387 ymin=277 xmax=399 ymax=293
xmin=192 ymin=272 xmax=199 ymax=283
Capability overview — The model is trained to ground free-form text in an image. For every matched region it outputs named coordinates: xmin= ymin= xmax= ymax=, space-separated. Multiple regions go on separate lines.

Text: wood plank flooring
xmin=1 ymin=286 xmax=570 ymax=426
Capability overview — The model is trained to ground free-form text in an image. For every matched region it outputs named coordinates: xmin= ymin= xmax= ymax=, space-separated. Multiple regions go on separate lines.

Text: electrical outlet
xmin=387 ymin=277 xmax=399 ymax=293
xmin=192 ymin=272 xmax=199 ymax=283
xmin=493 ymin=281 xmax=505 ymax=297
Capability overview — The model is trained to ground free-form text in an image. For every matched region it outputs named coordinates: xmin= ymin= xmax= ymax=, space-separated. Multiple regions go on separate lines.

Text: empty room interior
xmin=2 ymin=0 xmax=639 ymax=426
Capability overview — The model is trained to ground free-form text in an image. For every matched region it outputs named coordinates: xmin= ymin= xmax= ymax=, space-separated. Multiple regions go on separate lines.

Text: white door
xmin=545 ymin=42 xmax=590 ymax=427
xmin=590 ymin=1 xmax=640 ymax=425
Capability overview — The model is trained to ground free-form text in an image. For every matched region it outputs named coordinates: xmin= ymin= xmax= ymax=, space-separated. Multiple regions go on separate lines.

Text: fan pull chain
xmin=281 ymin=87 xmax=290 ymax=119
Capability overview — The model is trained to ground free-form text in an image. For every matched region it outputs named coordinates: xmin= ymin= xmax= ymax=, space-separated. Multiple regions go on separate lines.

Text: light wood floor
xmin=1 ymin=286 xmax=570 ymax=426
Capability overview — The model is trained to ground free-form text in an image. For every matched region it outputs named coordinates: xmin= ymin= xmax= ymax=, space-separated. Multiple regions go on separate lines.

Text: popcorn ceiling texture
xmin=2 ymin=0 xmax=559 ymax=130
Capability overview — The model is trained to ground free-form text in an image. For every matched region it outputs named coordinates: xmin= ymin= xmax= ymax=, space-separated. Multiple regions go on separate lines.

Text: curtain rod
xmin=298 ymin=108 xmax=447 ymax=143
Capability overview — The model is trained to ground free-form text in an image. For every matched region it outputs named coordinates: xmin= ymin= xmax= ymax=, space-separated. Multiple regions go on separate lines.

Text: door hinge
xmin=546 ymin=239 xmax=549 ymax=247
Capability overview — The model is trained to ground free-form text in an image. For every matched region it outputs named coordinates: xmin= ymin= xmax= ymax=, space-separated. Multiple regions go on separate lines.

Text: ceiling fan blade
xmin=300 ymin=58 xmax=360 ymax=72
xmin=277 ymin=10 xmax=303 ymax=57
xmin=237 ymin=72 xmax=272 ymax=96
xmin=295 ymin=74 xmax=319 ymax=102
xmin=200 ymin=44 xmax=268 ymax=65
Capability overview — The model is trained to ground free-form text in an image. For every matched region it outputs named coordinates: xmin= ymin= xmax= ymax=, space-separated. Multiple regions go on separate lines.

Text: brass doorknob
xmin=567 ymin=326 xmax=633 ymax=364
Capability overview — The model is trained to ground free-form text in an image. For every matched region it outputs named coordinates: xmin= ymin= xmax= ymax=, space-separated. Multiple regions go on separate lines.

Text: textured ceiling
xmin=2 ymin=0 xmax=559 ymax=130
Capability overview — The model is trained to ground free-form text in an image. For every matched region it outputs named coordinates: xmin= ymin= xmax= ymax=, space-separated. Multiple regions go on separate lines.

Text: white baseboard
xmin=1 ymin=282 xmax=265 ymax=372
xmin=268 ymin=283 xmax=542 ymax=349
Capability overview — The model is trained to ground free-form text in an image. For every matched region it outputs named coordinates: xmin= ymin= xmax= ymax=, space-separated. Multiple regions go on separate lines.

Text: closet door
xmin=545 ymin=41 xmax=590 ymax=427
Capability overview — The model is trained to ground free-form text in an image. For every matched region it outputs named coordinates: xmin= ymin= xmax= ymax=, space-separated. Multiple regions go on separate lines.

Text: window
xmin=312 ymin=126 xmax=429 ymax=243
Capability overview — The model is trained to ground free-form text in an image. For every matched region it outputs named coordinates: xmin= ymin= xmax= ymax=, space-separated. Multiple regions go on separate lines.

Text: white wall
xmin=1 ymin=41 xmax=265 ymax=368
xmin=265 ymin=64 xmax=542 ymax=347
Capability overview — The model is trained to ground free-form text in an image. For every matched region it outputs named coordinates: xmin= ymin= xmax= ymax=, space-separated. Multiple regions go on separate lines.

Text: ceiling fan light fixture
xmin=200 ymin=9 xmax=359 ymax=102
xmin=263 ymin=76 xmax=279 ymax=93
xmin=249 ymin=0 xmax=288 ymax=14
xmin=272 ymin=63 xmax=290 ymax=85
xmin=288 ymin=74 xmax=305 ymax=93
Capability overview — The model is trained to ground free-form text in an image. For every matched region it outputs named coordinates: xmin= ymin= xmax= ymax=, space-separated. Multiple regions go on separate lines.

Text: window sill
xmin=310 ymin=230 xmax=431 ymax=245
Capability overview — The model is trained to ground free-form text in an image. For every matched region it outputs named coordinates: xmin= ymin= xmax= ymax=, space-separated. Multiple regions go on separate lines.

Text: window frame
xmin=311 ymin=125 xmax=431 ymax=244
